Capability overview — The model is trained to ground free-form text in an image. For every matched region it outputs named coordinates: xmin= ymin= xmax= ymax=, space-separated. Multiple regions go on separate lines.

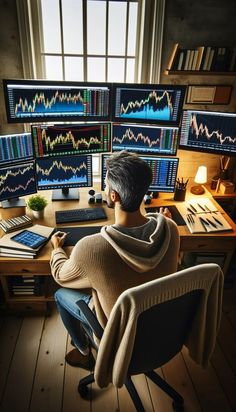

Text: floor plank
xmin=0 ymin=316 xmax=44 ymax=412
xmin=29 ymin=308 xmax=67 ymax=412
xmin=217 ymin=311 xmax=236 ymax=376
xmin=146 ymin=367 xmax=173 ymax=412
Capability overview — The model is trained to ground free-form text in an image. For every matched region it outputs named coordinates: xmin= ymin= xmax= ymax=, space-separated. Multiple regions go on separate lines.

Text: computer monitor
xmin=36 ymin=154 xmax=93 ymax=200
xmin=101 ymin=154 xmax=179 ymax=193
xmin=0 ymin=132 xmax=33 ymax=165
xmin=112 ymin=83 xmax=186 ymax=127
xmin=112 ymin=123 xmax=179 ymax=155
xmin=179 ymin=110 xmax=236 ymax=156
xmin=32 ymin=123 xmax=111 ymax=158
xmin=3 ymin=79 xmax=111 ymax=123
xmin=0 ymin=160 xmax=37 ymax=208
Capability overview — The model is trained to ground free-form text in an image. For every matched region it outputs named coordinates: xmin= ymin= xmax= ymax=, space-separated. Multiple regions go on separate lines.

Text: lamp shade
xmin=194 ymin=166 xmax=207 ymax=184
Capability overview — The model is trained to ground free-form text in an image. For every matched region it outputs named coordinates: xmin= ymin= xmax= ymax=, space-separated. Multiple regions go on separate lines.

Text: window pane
xmin=108 ymin=2 xmax=127 ymax=55
xmin=44 ymin=55 xmax=63 ymax=80
xmin=126 ymin=58 xmax=135 ymax=82
xmin=92 ymin=155 xmax=99 ymax=176
xmin=87 ymin=1 xmax=106 ymax=55
xmin=65 ymin=57 xmax=83 ymax=80
xmin=62 ymin=0 xmax=83 ymax=54
xmin=127 ymin=2 xmax=138 ymax=56
xmin=88 ymin=58 xmax=105 ymax=82
xmin=108 ymin=58 xmax=124 ymax=82
xmin=41 ymin=0 xmax=61 ymax=53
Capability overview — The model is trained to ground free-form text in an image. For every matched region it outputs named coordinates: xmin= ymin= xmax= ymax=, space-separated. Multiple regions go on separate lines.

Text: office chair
xmin=76 ymin=263 xmax=223 ymax=412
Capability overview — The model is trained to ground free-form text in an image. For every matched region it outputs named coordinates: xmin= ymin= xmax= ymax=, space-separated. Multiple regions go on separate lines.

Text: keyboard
xmin=55 ymin=207 xmax=107 ymax=224
xmin=145 ymin=205 xmax=186 ymax=226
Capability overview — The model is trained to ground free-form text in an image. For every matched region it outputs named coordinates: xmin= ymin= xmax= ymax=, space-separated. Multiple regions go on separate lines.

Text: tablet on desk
xmin=10 ymin=230 xmax=48 ymax=249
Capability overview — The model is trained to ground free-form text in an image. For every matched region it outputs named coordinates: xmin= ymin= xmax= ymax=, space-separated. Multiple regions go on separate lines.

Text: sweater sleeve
xmin=50 ymin=243 xmax=92 ymax=289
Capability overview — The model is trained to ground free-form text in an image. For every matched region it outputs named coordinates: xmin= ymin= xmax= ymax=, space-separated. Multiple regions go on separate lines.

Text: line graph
xmin=32 ymin=123 xmax=111 ymax=157
xmin=112 ymin=124 xmax=178 ymax=154
xmin=180 ymin=111 xmax=236 ymax=155
xmin=36 ymin=155 xmax=92 ymax=189
xmin=0 ymin=162 xmax=36 ymax=200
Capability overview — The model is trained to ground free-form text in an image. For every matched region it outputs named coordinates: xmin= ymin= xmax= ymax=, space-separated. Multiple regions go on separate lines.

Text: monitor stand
xmin=52 ymin=188 xmax=80 ymax=201
xmin=1 ymin=197 xmax=26 ymax=208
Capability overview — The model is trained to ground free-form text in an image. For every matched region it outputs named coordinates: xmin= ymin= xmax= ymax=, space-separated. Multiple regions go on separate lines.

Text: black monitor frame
xmin=32 ymin=122 xmax=112 ymax=158
xmin=179 ymin=109 xmax=236 ymax=157
xmin=3 ymin=79 xmax=112 ymax=123
xmin=111 ymin=83 xmax=186 ymax=127
xmin=101 ymin=154 xmax=179 ymax=193
xmin=36 ymin=154 xmax=93 ymax=201
xmin=112 ymin=123 xmax=179 ymax=155
xmin=0 ymin=160 xmax=37 ymax=208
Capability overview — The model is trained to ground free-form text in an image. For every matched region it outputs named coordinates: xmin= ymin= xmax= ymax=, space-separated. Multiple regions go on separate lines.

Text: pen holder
xmin=174 ymin=187 xmax=186 ymax=201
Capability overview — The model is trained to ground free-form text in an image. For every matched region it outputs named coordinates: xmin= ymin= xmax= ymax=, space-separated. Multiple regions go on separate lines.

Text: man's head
xmin=105 ymin=151 xmax=153 ymax=212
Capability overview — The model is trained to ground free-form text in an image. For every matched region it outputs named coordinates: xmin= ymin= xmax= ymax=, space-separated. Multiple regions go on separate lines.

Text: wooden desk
xmin=0 ymin=187 xmax=236 ymax=314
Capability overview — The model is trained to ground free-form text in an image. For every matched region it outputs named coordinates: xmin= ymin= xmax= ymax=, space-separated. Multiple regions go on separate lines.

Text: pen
xmin=189 ymin=203 xmax=198 ymax=212
xmin=187 ymin=207 xmax=196 ymax=215
xmin=205 ymin=218 xmax=217 ymax=228
xmin=197 ymin=203 xmax=206 ymax=212
xmin=199 ymin=217 xmax=209 ymax=225
xmin=204 ymin=205 xmax=211 ymax=213
xmin=199 ymin=217 xmax=207 ymax=231
xmin=212 ymin=216 xmax=223 ymax=226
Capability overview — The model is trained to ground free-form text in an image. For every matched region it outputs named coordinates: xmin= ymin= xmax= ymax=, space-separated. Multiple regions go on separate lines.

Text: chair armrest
xmin=76 ymin=300 xmax=104 ymax=340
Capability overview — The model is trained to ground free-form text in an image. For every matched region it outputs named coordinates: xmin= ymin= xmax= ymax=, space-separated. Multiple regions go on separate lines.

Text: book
xmin=207 ymin=48 xmax=215 ymax=70
xmin=229 ymin=48 xmax=236 ymax=71
xmin=195 ymin=46 xmax=205 ymax=70
xmin=184 ymin=212 xmax=232 ymax=234
xmin=177 ymin=51 xmax=185 ymax=70
xmin=0 ymin=224 xmax=54 ymax=254
xmin=191 ymin=50 xmax=199 ymax=70
xmin=166 ymin=43 xmax=179 ymax=70
xmin=202 ymin=46 xmax=212 ymax=70
xmin=183 ymin=50 xmax=191 ymax=70
xmin=0 ymin=215 xmax=33 ymax=233
xmin=187 ymin=50 xmax=195 ymax=70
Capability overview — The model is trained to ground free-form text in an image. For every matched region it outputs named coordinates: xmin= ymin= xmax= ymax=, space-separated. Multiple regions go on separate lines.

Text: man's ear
xmin=110 ymin=190 xmax=120 ymax=202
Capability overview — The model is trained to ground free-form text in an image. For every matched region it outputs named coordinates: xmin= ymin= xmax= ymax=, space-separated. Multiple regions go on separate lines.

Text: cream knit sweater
xmin=50 ymin=213 xmax=180 ymax=327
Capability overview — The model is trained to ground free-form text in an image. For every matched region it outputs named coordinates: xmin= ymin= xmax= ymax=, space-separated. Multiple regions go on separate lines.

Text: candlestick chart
xmin=180 ymin=110 xmax=236 ymax=155
xmin=112 ymin=124 xmax=178 ymax=155
xmin=32 ymin=123 xmax=111 ymax=157
xmin=36 ymin=155 xmax=92 ymax=190
xmin=0 ymin=161 xmax=36 ymax=201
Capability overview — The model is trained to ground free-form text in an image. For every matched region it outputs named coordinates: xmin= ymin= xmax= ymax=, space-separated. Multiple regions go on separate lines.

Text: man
xmin=50 ymin=151 xmax=180 ymax=370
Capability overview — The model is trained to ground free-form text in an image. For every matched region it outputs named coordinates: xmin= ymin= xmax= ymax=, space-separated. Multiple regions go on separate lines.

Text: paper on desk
xmin=183 ymin=212 xmax=232 ymax=234
xmin=178 ymin=197 xmax=219 ymax=215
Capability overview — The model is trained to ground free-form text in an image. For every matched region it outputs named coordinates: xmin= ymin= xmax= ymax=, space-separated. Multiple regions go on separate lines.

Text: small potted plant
xmin=27 ymin=194 xmax=48 ymax=219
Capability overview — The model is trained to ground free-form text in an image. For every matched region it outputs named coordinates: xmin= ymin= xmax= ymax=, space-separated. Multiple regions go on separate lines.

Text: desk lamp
xmin=191 ymin=166 xmax=207 ymax=195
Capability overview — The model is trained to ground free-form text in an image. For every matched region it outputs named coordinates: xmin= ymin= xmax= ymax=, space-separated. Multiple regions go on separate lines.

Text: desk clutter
xmin=0 ymin=224 xmax=54 ymax=259
xmin=177 ymin=198 xmax=232 ymax=233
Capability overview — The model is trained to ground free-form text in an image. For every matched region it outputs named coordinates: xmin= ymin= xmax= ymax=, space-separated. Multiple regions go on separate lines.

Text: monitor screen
xmin=3 ymin=79 xmax=111 ymax=123
xmin=179 ymin=110 xmax=236 ymax=156
xmin=36 ymin=154 xmax=92 ymax=200
xmin=0 ymin=132 xmax=33 ymax=165
xmin=32 ymin=123 xmax=111 ymax=158
xmin=0 ymin=160 xmax=37 ymax=205
xmin=112 ymin=83 xmax=186 ymax=126
xmin=112 ymin=123 xmax=179 ymax=155
xmin=101 ymin=154 xmax=179 ymax=193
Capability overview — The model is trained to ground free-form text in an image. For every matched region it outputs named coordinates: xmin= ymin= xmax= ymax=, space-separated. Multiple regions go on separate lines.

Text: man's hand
xmin=159 ymin=207 xmax=172 ymax=219
xmin=51 ymin=231 xmax=68 ymax=249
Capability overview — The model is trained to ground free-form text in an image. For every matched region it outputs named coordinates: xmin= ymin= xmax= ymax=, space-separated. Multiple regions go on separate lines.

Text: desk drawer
xmin=0 ymin=261 xmax=50 ymax=275
xmin=180 ymin=237 xmax=233 ymax=252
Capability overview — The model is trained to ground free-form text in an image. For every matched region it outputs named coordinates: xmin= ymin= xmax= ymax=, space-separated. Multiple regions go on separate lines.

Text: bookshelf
xmin=165 ymin=70 xmax=236 ymax=76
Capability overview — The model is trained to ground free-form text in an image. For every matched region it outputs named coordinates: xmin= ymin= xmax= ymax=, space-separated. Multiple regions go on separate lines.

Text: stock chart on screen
xmin=112 ymin=123 xmax=178 ymax=155
xmin=32 ymin=123 xmax=111 ymax=157
xmin=180 ymin=110 xmax=236 ymax=156
xmin=0 ymin=132 xmax=33 ymax=165
xmin=0 ymin=161 xmax=36 ymax=202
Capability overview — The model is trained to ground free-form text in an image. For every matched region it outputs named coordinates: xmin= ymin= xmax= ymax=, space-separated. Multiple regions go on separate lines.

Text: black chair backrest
xmin=128 ymin=289 xmax=202 ymax=375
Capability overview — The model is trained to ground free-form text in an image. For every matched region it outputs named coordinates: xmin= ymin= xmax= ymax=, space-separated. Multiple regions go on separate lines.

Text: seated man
xmin=50 ymin=151 xmax=180 ymax=370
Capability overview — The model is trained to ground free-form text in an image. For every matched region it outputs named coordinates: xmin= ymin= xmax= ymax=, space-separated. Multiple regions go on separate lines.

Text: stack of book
xmin=8 ymin=275 xmax=45 ymax=296
xmin=0 ymin=224 xmax=54 ymax=259
xmin=167 ymin=43 xmax=235 ymax=72
xmin=0 ymin=214 xmax=33 ymax=233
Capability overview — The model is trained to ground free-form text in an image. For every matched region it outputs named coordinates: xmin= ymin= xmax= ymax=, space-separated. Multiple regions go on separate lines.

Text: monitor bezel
xmin=179 ymin=109 xmax=236 ymax=157
xmin=36 ymin=154 xmax=93 ymax=191
xmin=0 ymin=160 xmax=37 ymax=202
xmin=111 ymin=83 xmax=186 ymax=127
xmin=3 ymin=79 xmax=112 ymax=124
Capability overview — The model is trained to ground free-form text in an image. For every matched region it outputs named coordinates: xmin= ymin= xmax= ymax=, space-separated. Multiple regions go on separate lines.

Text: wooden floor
xmin=0 ymin=284 xmax=236 ymax=412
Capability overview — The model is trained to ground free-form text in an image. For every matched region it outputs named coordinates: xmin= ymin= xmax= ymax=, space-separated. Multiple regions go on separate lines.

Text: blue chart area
xmin=0 ymin=133 xmax=33 ymax=163
xmin=12 ymin=89 xmax=84 ymax=118
xmin=117 ymin=89 xmax=175 ymax=121
xmin=0 ymin=162 xmax=36 ymax=200
xmin=36 ymin=156 xmax=89 ymax=188
xmin=187 ymin=112 xmax=236 ymax=152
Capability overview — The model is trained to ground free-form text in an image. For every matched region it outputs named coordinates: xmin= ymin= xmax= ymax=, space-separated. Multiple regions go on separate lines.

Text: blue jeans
xmin=54 ymin=288 xmax=93 ymax=353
